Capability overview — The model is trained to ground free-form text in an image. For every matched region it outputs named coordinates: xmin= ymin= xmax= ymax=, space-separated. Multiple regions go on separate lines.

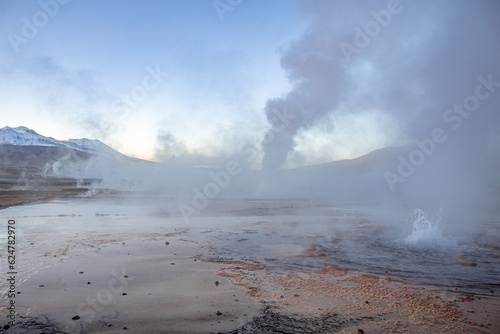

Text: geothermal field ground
xmin=2 ymin=1 xmax=500 ymax=333
xmin=0 ymin=181 xmax=499 ymax=333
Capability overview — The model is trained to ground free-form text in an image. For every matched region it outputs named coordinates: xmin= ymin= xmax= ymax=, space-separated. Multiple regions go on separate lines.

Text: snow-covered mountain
xmin=0 ymin=126 xmax=112 ymax=154
xmin=0 ymin=126 xmax=153 ymax=184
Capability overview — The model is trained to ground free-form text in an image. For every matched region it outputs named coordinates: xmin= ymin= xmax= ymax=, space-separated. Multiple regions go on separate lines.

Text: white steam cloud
xmin=262 ymin=0 xmax=500 ymax=172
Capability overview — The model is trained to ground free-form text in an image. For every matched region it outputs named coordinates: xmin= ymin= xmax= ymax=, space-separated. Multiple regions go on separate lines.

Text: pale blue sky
xmin=0 ymin=1 xmax=302 ymax=159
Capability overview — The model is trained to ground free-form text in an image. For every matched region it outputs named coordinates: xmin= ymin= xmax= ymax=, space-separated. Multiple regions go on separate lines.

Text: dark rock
xmin=218 ymin=308 xmax=370 ymax=333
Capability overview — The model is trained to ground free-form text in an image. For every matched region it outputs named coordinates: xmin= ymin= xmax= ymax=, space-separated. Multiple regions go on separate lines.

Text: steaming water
xmin=1 ymin=197 xmax=499 ymax=297
xmin=195 ymin=200 xmax=500 ymax=295
xmin=405 ymin=209 xmax=445 ymax=245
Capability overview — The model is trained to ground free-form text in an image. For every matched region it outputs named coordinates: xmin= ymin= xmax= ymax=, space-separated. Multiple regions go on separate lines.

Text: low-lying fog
xmin=4 ymin=0 xmax=500 ymax=298
xmin=1 ymin=197 xmax=499 ymax=296
xmin=36 ymin=0 xmax=500 ymax=239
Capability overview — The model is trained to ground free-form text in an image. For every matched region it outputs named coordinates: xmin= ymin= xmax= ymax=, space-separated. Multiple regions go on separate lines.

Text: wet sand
xmin=1 ymin=197 xmax=499 ymax=333
xmin=8 ymin=238 xmax=262 ymax=333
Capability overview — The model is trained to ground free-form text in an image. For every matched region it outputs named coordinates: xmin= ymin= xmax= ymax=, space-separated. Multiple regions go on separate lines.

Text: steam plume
xmin=262 ymin=0 xmax=500 ymax=172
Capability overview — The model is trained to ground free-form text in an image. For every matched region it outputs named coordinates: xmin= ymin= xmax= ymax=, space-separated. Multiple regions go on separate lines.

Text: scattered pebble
xmin=216 ymin=311 xmax=222 ymax=316
xmin=71 ymin=316 xmax=80 ymax=320
xmin=165 ymin=241 xmax=170 ymax=246
xmin=215 ymin=281 xmax=219 ymax=286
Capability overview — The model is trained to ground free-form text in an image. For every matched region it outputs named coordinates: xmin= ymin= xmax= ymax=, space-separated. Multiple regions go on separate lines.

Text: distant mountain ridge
xmin=0 ymin=126 xmax=113 ymax=154
xmin=0 ymin=126 xmax=153 ymax=180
